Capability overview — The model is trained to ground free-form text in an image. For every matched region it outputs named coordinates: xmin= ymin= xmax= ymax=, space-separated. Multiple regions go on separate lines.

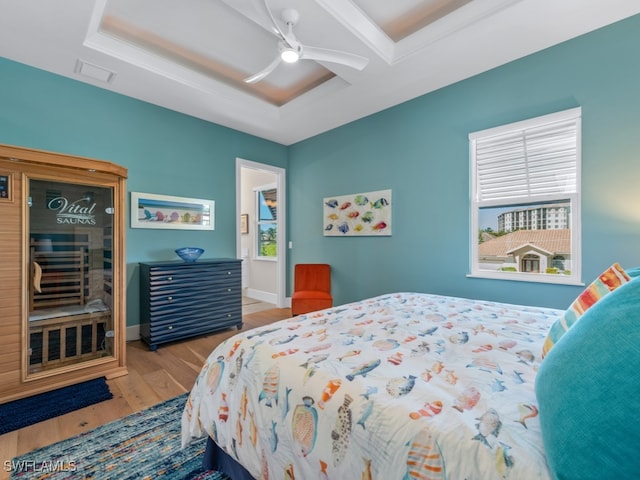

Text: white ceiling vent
xmin=75 ymin=59 xmax=116 ymax=83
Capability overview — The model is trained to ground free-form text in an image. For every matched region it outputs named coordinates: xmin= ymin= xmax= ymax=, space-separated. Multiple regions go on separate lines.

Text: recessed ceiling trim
xmin=316 ymin=0 xmax=395 ymax=64
xmin=378 ymin=0 xmax=475 ymax=42
xmin=84 ymin=1 xmax=342 ymax=108
xmin=392 ymin=0 xmax=525 ymax=62
xmin=84 ymin=25 xmax=280 ymax=122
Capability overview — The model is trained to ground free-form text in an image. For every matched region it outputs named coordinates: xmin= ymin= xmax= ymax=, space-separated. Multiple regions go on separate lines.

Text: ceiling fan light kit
xmin=280 ymin=45 xmax=300 ymax=63
xmin=244 ymin=1 xmax=369 ymax=83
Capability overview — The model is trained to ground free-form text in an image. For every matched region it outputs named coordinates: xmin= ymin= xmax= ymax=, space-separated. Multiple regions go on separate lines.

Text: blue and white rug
xmin=9 ymin=393 xmax=228 ymax=480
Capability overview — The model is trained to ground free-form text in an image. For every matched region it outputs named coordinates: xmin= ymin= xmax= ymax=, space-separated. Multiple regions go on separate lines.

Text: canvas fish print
xmin=323 ymin=190 xmax=392 ymax=236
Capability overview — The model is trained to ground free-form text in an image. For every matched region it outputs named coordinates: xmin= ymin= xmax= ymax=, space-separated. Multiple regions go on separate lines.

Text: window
xmin=470 ymin=107 xmax=582 ymax=285
xmin=256 ymin=185 xmax=277 ymax=259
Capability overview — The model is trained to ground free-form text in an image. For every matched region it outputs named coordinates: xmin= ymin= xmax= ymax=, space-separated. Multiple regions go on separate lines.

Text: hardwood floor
xmin=0 ymin=307 xmax=291 ymax=480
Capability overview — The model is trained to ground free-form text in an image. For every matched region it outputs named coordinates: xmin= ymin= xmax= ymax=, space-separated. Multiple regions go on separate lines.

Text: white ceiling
xmin=1 ymin=0 xmax=638 ymax=145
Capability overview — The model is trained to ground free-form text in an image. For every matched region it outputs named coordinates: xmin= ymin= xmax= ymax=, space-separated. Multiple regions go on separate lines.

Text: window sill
xmin=254 ymin=256 xmax=277 ymax=262
xmin=466 ymin=272 xmax=584 ymax=286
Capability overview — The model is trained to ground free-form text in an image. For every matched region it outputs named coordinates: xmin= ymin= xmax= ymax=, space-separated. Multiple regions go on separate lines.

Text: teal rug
xmin=10 ymin=393 xmax=229 ymax=480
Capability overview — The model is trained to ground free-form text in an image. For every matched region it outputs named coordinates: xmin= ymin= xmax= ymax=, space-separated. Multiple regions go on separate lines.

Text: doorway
xmin=236 ymin=158 xmax=286 ymax=308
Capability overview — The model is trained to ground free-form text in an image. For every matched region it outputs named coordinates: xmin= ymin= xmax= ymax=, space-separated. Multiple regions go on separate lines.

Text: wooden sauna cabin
xmin=0 ymin=144 xmax=128 ymax=403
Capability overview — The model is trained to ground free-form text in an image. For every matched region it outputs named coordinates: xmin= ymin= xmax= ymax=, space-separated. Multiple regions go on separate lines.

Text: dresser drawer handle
xmin=227 ymin=271 xmax=231 ymax=275
xmin=167 ymin=276 xmax=173 ymax=281
xmin=167 ymin=296 xmax=173 ymax=301
xmin=227 ymin=313 xmax=232 ymax=317
xmin=168 ymin=325 xmax=173 ymax=330
xmin=227 ymin=288 xmax=231 ymax=292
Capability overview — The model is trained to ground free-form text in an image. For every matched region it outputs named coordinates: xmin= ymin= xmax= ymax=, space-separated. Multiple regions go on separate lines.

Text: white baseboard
xmin=126 ymin=324 xmax=141 ymax=342
xmin=245 ymin=288 xmax=277 ymax=305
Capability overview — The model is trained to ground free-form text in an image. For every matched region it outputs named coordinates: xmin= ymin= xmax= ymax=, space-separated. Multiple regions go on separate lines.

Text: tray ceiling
xmin=1 ymin=0 xmax=639 ymax=144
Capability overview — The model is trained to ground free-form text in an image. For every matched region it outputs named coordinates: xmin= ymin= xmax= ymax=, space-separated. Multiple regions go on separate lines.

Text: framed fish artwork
xmin=323 ymin=189 xmax=392 ymax=236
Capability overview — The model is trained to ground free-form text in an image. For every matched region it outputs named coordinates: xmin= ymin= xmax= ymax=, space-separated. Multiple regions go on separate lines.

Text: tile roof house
xmin=478 ymin=229 xmax=571 ymax=274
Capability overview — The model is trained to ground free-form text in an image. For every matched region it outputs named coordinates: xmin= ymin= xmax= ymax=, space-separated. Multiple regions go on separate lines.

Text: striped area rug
xmin=9 ymin=394 xmax=229 ymax=480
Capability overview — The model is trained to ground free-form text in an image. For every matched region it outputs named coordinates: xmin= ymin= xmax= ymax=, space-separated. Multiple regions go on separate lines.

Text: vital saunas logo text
xmin=48 ymin=195 xmax=97 ymax=225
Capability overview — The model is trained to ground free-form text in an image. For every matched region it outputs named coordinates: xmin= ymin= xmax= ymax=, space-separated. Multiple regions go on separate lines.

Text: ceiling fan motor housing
xmin=281 ymin=8 xmax=300 ymax=27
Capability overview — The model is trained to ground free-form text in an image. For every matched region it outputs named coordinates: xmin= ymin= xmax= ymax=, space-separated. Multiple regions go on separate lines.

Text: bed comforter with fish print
xmin=182 ymin=292 xmax=560 ymax=479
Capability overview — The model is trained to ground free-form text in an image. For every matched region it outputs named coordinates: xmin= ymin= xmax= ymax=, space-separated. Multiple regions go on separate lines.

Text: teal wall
xmin=0 ymin=57 xmax=288 ymax=326
xmin=288 ymin=14 xmax=640 ymax=309
xmin=1 ymin=14 xmax=639 ymax=327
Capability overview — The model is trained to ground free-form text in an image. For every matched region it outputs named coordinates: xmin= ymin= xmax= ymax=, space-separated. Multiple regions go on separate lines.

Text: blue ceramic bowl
xmin=175 ymin=247 xmax=204 ymax=262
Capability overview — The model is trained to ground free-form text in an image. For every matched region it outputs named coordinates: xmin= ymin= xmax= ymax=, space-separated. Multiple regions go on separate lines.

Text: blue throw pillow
xmin=535 ymin=275 xmax=640 ymax=479
xmin=626 ymin=266 xmax=640 ymax=277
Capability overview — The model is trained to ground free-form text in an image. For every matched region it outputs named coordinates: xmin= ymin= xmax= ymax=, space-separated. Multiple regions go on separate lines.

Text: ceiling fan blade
xmin=244 ymin=55 xmax=282 ymax=84
xmin=301 ymin=46 xmax=369 ymax=71
xmin=261 ymin=0 xmax=296 ymax=46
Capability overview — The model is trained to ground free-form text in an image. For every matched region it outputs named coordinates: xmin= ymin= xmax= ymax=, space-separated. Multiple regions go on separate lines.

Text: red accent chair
xmin=291 ymin=264 xmax=333 ymax=315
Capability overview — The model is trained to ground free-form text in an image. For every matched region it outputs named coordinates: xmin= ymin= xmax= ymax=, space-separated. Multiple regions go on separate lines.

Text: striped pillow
xmin=541 ymin=263 xmax=630 ymax=358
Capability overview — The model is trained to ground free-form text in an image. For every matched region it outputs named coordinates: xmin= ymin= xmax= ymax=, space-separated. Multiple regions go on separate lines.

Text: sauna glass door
xmin=28 ymin=179 xmax=115 ymax=374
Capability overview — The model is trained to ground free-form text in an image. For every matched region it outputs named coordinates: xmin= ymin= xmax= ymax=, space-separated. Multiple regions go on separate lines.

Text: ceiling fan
xmin=244 ymin=1 xmax=369 ymax=84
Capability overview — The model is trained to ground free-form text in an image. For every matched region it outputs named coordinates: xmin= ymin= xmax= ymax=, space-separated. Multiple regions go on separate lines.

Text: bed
xmin=182 ymin=267 xmax=640 ymax=479
xmin=182 ymin=291 xmax=560 ymax=479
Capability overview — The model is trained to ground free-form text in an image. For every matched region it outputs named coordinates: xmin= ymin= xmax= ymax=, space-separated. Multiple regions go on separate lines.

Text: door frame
xmin=235 ymin=157 xmax=286 ymax=308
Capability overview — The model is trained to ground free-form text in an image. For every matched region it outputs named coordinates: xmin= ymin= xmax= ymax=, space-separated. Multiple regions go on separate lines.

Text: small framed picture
xmin=240 ymin=213 xmax=249 ymax=234
xmin=0 ymin=173 xmax=12 ymax=202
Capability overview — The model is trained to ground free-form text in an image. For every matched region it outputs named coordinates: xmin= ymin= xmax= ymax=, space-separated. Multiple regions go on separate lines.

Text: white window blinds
xmin=471 ymin=108 xmax=580 ymax=205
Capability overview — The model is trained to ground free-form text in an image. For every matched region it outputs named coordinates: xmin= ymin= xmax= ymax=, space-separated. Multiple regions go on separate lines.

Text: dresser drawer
xmin=147 ymin=264 xmax=240 ymax=286
xmin=148 ymin=283 xmax=239 ymax=307
xmin=148 ymin=308 xmax=241 ymax=339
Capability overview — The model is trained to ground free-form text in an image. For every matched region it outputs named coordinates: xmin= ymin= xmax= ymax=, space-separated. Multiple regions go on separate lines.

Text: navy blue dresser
xmin=139 ymin=258 xmax=242 ymax=350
